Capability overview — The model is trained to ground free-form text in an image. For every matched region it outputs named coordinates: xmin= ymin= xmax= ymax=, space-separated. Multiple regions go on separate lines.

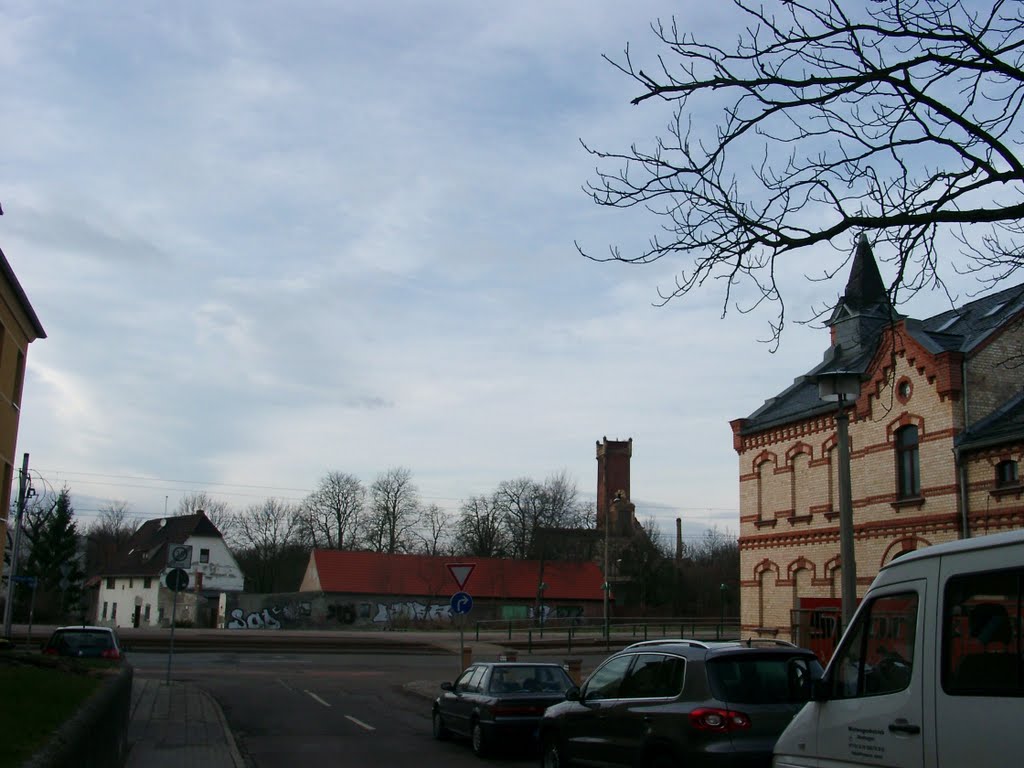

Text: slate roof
xmin=739 ymin=259 xmax=1024 ymax=436
xmin=956 ymin=390 xmax=1024 ymax=451
xmin=306 ymin=549 xmax=606 ymax=601
xmin=104 ymin=512 xmax=223 ymax=577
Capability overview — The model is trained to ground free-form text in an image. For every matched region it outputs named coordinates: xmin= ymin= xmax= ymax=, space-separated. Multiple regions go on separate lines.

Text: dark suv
xmin=538 ymin=639 xmax=822 ymax=768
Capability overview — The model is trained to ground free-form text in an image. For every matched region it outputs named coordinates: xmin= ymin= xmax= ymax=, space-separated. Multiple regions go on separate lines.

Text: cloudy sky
xmin=0 ymin=1 xmax=985 ymax=541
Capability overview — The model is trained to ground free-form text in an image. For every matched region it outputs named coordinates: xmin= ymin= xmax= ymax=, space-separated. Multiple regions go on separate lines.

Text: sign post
xmin=446 ymin=563 xmax=476 ymax=672
xmin=165 ymin=567 xmax=189 ymax=685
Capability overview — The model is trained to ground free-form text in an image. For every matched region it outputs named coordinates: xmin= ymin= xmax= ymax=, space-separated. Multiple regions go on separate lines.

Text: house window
xmin=111 ymin=603 xmax=117 ymax=621
xmin=106 ymin=578 xmax=115 ymax=590
xmin=129 ymin=578 xmax=133 ymax=588
xmin=200 ymin=548 xmax=210 ymax=564
xmin=102 ymin=602 xmax=108 ymax=620
xmin=144 ymin=578 xmax=151 ymax=589
xmin=896 ymin=425 xmax=921 ymax=498
xmin=144 ymin=604 xmax=151 ymax=623
xmin=996 ymin=460 xmax=1019 ymax=488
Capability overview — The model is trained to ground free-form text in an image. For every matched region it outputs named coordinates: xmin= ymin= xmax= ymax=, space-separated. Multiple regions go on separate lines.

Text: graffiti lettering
xmin=227 ymin=601 xmax=311 ymax=629
xmin=372 ymin=601 xmax=452 ymax=623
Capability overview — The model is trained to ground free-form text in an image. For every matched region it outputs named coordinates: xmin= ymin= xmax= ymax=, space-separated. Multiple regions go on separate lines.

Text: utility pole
xmin=3 ymin=453 xmax=31 ymax=639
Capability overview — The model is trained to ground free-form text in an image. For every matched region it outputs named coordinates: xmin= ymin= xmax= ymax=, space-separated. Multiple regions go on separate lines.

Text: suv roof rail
xmin=742 ymin=638 xmax=796 ymax=648
xmin=622 ymin=638 xmax=712 ymax=651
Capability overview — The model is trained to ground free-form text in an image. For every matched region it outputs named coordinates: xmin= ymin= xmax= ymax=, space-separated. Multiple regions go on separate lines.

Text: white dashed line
xmin=304 ymin=690 xmax=331 ymax=707
xmin=276 ymin=678 xmax=295 ymax=693
xmin=345 ymin=715 xmax=376 ymax=732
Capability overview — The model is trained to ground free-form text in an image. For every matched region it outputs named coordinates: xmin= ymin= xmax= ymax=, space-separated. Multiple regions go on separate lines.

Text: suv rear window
xmin=706 ymin=655 xmax=821 ymax=704
xmin=51 ymin=630 xmax=114 ymax=652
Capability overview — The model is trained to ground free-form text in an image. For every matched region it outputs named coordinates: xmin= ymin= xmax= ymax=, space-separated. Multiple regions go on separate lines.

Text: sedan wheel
xmin=471 ymin=720 xmax=487 ymax=757
xmin=432 ymin=710 xmax=449 ymax=741
xmin=542 ymin=738 xmax=565 ymax=768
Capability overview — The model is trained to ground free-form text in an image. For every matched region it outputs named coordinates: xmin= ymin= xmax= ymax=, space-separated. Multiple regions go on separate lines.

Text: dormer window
xmin=996 ymin=460 xmax=1019 ymax=487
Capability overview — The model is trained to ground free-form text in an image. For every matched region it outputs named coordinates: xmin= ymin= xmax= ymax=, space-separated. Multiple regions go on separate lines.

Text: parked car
xmin=433 ymin=661 xmax=576 ymax=757
xmin=774 ymin=528 xmax=1024 ymax=768
xmin=42 ymin=625 xmax=125 ymax=662
xmin=539 ymin=638 xmax=822 ymax=767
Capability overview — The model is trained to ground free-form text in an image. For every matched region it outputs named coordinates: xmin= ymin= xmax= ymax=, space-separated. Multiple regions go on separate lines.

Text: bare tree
xmin=496 ymin=473 xmax=587 ymax=559
xmin=175 ymin=491 xmax=235 ymax=541
xmin=299 ymin=471 xmax=365 ymax=549
xmin=233 ymin=498 xmax=301 ymax=592
xmin=362 ymin=467 xmax=422 ymax=554
xmin=581 ymin=0 xmax=1024 ymax=344
xmin=85 ymin=501 xmax=137 ymax=576
xmin=454 ymin=494 xmax=508 ymax=557
xmin=417 ymin=503 xmax=453 ymax=556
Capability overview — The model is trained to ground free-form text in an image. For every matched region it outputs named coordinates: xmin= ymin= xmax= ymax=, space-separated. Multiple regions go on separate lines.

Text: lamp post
xmin=817 ymin=371 xmax=860 ymax=629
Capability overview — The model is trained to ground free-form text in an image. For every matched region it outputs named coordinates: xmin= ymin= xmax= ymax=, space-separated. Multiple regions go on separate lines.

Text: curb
xmin=202 ymin=686 xmax=247 ymax=768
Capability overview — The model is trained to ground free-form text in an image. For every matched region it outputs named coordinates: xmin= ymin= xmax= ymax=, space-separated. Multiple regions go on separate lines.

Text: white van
xmin=774 ymin=528 xmax=1024 ymax=768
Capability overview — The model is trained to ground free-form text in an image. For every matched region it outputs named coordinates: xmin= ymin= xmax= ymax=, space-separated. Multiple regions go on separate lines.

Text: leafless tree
xmin=362 ymin=467 xmax=422 ymax=554
xmin=417 ymin=503 xmax=453 ymax=556
xmin=85 ymin=501 xmax=137 ymax=576
xmin=234 ymin=498 xmax=301 ymax=592
xmin=454 ymin=494 xmax=508 ymax=557
xmin=581 ymin=0 xmax=1024 ymax=345
xmin=174 ymin=491 xmax=235 ymax=541
xmin=299 ymin=471 xmax=365 ymax=549
xmin=496 ymin=472 xmax=588 ymax=559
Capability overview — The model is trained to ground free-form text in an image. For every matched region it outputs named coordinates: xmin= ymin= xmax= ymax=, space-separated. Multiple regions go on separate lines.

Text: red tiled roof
xmin=310 ymin=550 xmax=605 ymax=601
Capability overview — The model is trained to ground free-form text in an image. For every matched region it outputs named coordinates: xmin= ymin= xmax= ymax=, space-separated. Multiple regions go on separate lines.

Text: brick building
xmin=731 ymin=236 xmax=1024 ymax=644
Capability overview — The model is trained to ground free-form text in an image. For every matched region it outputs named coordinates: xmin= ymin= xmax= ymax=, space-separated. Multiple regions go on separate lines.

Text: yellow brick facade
xmin=734 ymin=317 xmax=1024 ymax=642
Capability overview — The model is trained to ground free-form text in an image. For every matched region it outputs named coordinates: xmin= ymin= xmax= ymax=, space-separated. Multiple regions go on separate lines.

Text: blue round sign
xmin=450 ymin=591 xmax=473 ymax=615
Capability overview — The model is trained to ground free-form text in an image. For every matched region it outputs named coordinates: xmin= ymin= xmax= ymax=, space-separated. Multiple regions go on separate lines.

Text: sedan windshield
xmin=488 ymin=665 xmax=572 ymax=694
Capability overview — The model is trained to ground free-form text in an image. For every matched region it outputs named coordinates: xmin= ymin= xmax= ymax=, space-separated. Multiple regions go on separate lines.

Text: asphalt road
xmin=131 ymin=651 xmax=607 ymax=767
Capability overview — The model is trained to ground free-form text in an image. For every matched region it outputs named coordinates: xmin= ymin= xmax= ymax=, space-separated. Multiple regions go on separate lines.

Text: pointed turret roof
xmin=841 ymin=233 xmax=889 ymax=312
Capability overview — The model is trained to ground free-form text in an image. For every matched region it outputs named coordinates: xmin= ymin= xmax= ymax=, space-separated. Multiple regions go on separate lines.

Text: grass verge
xmin=0 ymin=656 xmax=103 ymax=768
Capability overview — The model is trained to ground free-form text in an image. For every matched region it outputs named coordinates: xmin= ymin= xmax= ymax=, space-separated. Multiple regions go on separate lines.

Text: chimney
xmin=676 ymin=518 xmax=683 ymax=561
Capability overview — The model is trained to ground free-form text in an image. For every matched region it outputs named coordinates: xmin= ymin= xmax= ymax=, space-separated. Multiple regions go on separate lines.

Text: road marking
xmin=304 ymin=690 xmax=331 ymax=707
xmin=345 ymin=715 xmax=376 ymax=732
xmin=276 ymin=678 xmax=296 ymax=693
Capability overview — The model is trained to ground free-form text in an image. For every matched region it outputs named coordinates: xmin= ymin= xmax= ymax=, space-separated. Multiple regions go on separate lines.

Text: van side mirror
xmin=440 ymin=682 xmax=454 ymax=692
xmin=811 ymin=678 xmax=832 ymax=702
xmin=564 ymin=686 xmax=581 ymax=701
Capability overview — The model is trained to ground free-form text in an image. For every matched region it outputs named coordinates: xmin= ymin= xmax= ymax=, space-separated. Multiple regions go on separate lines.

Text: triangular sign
xmin=446 ymin=562 xmax=475 ymax=590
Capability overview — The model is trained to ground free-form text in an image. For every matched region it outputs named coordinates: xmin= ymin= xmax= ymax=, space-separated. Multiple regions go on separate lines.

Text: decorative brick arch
xmin=751 ymin=450 xmax=779 ymax=474
xmin=786 ymin=442 xmax=813 ymax=465
xmin=787 ymin=556 xmax=817 ymax=581
xmin=882 ymin=536 xmax=930 ymax=566
xmin=823 ymin=555 xmax=842 ymax=579
xmin=886 ymin=413 xmax=925 ymax=442
xmin=753 ymin=558 xmax=781 ymax=582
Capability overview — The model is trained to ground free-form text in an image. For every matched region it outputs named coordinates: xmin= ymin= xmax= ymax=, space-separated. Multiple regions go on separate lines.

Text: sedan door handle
xmin=888 ymin=719 xmax=921 ymax=735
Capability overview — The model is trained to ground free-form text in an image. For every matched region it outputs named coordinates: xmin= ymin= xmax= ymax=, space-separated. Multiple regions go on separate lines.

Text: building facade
xmin=97 ymin=511 xmax=244 ymax=628
xmin=0 ymin=246 xmax=46 ymax=565
xmin=731 ymin=237 xmax=1024 ymax=645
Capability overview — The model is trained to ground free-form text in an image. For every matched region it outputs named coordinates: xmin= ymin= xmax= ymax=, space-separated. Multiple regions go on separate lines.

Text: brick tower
xmin=596 ymin=437 xmax=632 ymax=531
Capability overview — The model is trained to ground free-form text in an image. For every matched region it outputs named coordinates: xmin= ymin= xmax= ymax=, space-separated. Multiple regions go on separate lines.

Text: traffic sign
xmin=446 ymin=562 xmax=475 ymax=590
xmin=450 ymin=591 xmax=473 ymax=615
xmin=166 ymin=568 xmax=189 ymax=592
xmin=168 ymin=544 xmax=193 ymax=568
xmin=11 ymin=575 xmax=36 ymax=587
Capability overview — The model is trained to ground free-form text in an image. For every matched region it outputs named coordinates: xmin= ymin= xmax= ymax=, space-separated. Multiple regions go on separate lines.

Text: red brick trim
xmin=754 ymin=519 xmax=778 ymax=529
xmin=788 ymin=514 xmax=813 ymax=525
xmin=891 ymin=497 xmax=926 ymax=512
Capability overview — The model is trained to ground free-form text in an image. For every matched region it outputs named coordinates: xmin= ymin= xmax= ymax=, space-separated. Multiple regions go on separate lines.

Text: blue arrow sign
xmin=12 ymin=575 xmax=37 ymax=586
xmin=450 ymin=591 xmax=473 ymax=615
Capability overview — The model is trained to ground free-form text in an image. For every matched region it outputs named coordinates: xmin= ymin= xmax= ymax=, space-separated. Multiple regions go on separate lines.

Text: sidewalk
xmin=127 ymin=677 xmax=246 ymax=768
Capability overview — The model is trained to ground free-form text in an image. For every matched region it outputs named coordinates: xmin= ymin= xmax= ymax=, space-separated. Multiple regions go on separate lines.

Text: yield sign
xmin=446 ymin=562 xmax=475 ymax=590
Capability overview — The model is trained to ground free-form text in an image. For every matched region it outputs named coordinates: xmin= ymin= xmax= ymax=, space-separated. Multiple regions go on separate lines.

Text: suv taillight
xmin=100 ymin=649 xmax=121 ymax=660
xmin=42 ymin=647 xmax=59 ymax=655
xmin=689 ymin=707 xmax=751 ymax=732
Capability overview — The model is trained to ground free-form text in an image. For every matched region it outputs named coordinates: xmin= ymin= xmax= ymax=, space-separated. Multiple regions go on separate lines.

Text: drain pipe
xmin=958 ymin=357 xmax=971 ymax=539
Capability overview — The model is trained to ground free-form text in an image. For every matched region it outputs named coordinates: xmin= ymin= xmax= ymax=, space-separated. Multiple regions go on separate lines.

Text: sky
xmin=0 ymin=1 xmax=992 ymax=544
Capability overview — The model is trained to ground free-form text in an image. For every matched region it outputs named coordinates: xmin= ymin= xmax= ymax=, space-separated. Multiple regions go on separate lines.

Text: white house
xmin=97 ymin=511 xmax=243 ymax=628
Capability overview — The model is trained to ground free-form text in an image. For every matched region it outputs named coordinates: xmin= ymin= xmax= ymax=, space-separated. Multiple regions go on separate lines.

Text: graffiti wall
xmin=222 ymin=591 xmax=600 ymax=629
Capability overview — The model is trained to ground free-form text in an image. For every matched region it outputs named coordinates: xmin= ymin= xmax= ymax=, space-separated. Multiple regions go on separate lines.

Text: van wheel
xmin=432 ymin=709 xmax=449 ymax=740
xmin=647 ymin=753 xmax=675 ymax=768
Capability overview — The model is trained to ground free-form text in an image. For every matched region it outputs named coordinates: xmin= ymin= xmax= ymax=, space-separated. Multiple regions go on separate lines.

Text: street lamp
xmin=817 ymin=370 xmax=861 ymax=629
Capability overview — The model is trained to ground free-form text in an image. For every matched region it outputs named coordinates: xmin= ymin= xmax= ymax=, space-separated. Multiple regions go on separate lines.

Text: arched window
xmin=896 ymin=425 xmax=921 ymax=498
xmin=996 ymin=460 xmax=1019 ymax=488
